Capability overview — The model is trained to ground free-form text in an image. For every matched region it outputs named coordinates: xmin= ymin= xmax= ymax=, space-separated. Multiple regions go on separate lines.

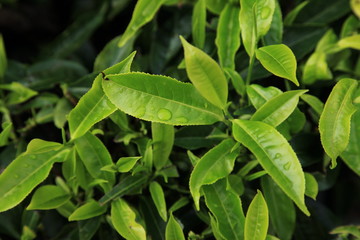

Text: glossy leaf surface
xmin=245 ymin=190 xmax=268 ymax=240
xmin=165 ymin=213 xmax=185 ymax=240
xmin=116 ymin=156 xmax=141 ymax=173
xmin=149 ymin=181 xmax=167 ymax=221
xmin=232 ymin=120 xmax=309 ymax=215
xmin=255 ymin=44 xmax=299 ymax=86
xmin=68 ymin=199 xmax=107 ymax=221
xmin=180 ymin=36 xmax=228 ymax=109
xmin=203 ymin=179 xmax=245 ymax=240
xmin=103 ymin=72 xmax=224 ymax=125
xmin=0 ymin=139 xmax=69 ymax=212
xmin=68 ymin=52 xmax=135 ymax=139
xmin=152 ymin=122 xmax=174 ymax=170
xmin=192 ymin=0 xmax=206 ymax=48
xmin=319 ymin=78 xmax=358 ymax=168
xmin=304 ymin=173 xmax=318 ymax=200
xmin=302 ymin=52 xmax=332 ymax=85
xmin=111 ymin=198 xmax=146 ymax=240
xmin=27 ymin=185 xmax=70 ymax=210
xmin=189 ymin=139 xmax=240 ymax=210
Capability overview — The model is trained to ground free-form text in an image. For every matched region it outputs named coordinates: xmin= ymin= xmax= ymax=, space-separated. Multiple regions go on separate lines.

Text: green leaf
xmin=0 ymin=82 xmax=38 ymax=105
xmin=74 ymin=133 xmax=115 ymax=191
xmin=302 ymin=52 xmax=332 ymax=85
xmin=78 ymin=216 xmax=102 ymax=240
xmin=54 ymin=98 xmax=72 ymax=129
xmin=0 ymin=122 xmax=12 ymax=147
xmin=232 ymin=120 xmax=309 ymax=216
xmin=255 ymin=44 xmax=299 ymax=86
xmin=341 ymin=108 xmax=360 ymax=176
xmin=251 ymin=90 xmax=307 ymax=127
xmin=103 ymin=72 xmax=224 ymax=125
xmin=216 ymin=4 xmax=241 ymax=70
xmin=209 ymin=214 xmax=225 ymax=240
xmin=338 ymin=34 xmax=360 ymax=50
xmin=69 ymin=52 xmax=135 ymax=139
xmin=261 ymin=175 xmax=295 ymax=240
xmin=118 ymin=0 xmax=164 ymax=47
xmin=0 ymin=139 xmax=69 ymax=212
xmin=152 ymin=122 xmax=174 ymax=170
xmin=189 ymin=139 xmax=239 ymax=210
xmin=331 ymin=225 xmax=360 ymax=239
xmin=68 ymin=199 xmax=107 ymax=221
xmin=263 ymin=1 xmax=283 ymax=45
xmin=0 ymin=34 xmax=6 ymax=79
xmin=205 ymin=0 xmax=226 ymax=14
xmin=99 ymin=174 xmax=149 ymax=205
xmin=111 ymin=198 xmax=146 ymax=240
xmin=56 ymin=200 xmax=76 ymax=218
xmin=304 ymin=173 xmax=318 ymax=200
xmin=192 ymin=0 xmax=206 ymax=48
xmin=165 ymin=213 xmax=185 ymax=240
xmin=203 ymin=178 xmax=245 ymax=240
xmin=300 ymin=94 xmax=324 ymax=116
xmin=180 ymin=36 xmax=228 ymax=109
xmin=169 ymin=197 xmax=189 ymax=213
xmin=284 ymin=1 xmax=309 ymax=25
xmin=239 ymin=0 xmax=275 ymax=57
xmin=351 ymin=0 xmax=360 ymax=17
xmin=149 ymin=181 xmax=167 ymax=221
xmin=319 ymin=78 xmax=358 ymax=168
xmin=245 ymin=190 xmax=268 ymax=240
xmin=224 ymin=68 xmax=246 ymax=96
xmin=247 ymin=84 xmax=282 ymax=109
xmin=27 ymin=185 xmax=70 ymax=210
xmin=116 ymin=156 xmax=142 ymax=173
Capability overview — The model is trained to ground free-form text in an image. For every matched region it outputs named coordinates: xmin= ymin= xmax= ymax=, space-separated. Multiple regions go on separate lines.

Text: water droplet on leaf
xmin=261 ymin=7 xmax=271 ymax=19
xmin=30 ymin=155 xmax=36 ymax=159
xmin=135 ymin=107 xmax=146 ymax=117
xmin=157 ymin=108 xmax=172 ymax=121
xmin=274 ymin=153 xmax=282 ymax=159
xmin=24 ymin=163 xmax=29 ymax=168
xmin=283 ymin=162 xmax=291 ymax=170
xmin=175 ymin=117 xmax=188 ymax=123
xmin=14 ymin=174 xmax=19 ymax=179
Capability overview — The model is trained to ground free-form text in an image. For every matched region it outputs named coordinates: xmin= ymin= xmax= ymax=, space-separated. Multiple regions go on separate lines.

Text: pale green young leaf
xmin=0 ymin=34 xmax=6 ymax=79
xmin=27 ymin=185 xmax=70 ymax=210
xmin=300 ymin=94 xmax=324 ymax=116
xmin=149 ymin=181 xmax=167 ymax=222
xmin=118 ymin=0 xmax=163 ymax=47
xmin=203 ymin=179 xmax=245 ymax=240
xmin=74 ymin=132 xmax=115 ymax=191
xmin=103 ymin=72 xmax=224 ymax=125
xmin=319 ymin=78 xmax=358 ymax=168
xmin=54 ymin=98 xmax=72 ymax=129
xmin=216 ymin=4 xmax=241 ymax=70
xmin=152 ymin=122 xmax=174 ymax=170
xmin=116 ymin=156 xmax=141 ymax=173
xmin=0 ymin=82 xmax=38 ymax=105
xmin=0 ymin=139 xmax=69 ymax=212
xmin=340 ymin=15 xmax=360 ymax=38
xmin=315 ymin=29 xmax=338 ymax=53
xmin=302 ymin=52 xmax=332 ymax=85
xmin=205 ymin=0 xmax=226 ymax=14
xmin=251 ymin=90 xmax=307 ymax=127
xmin=240 ymin=0 xmax=275 ymax=57
xmin=21 ymin=226 xmax=36 ymax=240
xmin=331 ymin=225 xmax=360 ymax=239
xmin=68 ymin=199 xmax=107 ymax=221
xmin=247 ymin=84 xmax=282 ymax=109
xmin=69 ymin=52 xmax=135 ymax=139
xmin=283 ymin=1 xmax=309 ymax=25
xmin=180 ymin=36 xmax=228 ymax=109
xmin=255 ymin=44 xmax=299 ymax=86
xmin=261 ymin=175 xmax=295 ymax=240
xmin=192 ymin=0 xmax=206 ymax=48
xmin=266 ymin=235 xmax=281 ymax=240
xmin=0 ymin=122 xmax=12 ymax=147
xmin=111 ymin=198 xmax=146 ymax=240
xmin=165 ymin=212 xmax=185 ymax=240
xmin=224 ymin=68 xmax=246 ymax=96
xmin=304 ymin=173 xmax=318 ymax=200
xmin=338 ymin=34 xmax=360 ymax=50
xmin=351 ymin=0 xmax=360 ymax=17
xmin=189 ymin=139 xmax=240 ymax=210
xmin=169 ymin=197 xmax=189 ymax=213
xmin=232 ymin=120 xmax=309 ymax=216
xmin=245 ymin=190 xmax=268 ymax=240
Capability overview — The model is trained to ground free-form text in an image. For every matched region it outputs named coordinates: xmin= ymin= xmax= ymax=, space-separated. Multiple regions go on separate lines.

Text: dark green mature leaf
xmin=189 ymin=139 xmax=240 ymax=210
xmin=245 ymin=190 xmax=268 ymax=240
xmin=284 ymin=1 xmax=309 ymax=25
xmin=319 ymin=78 xmax=358 ymax=168
xmin=0 ymin=34 xmax=6 ymax=79
xmin=69 ymin=52 xmax=135 ymax=139
xmin=232 ymin=120 xmax=309 ymax=216
xmin=140 ymin=197 xmax=166 ymax=240
xmin=103 ymin=72 xmax=224 ymax=125
xmin=0 ymin=139 xmax=69 ymax=212
xmin=203 ymin=179 xmax=245 ymax=240
xmin=27 ymin=185 xmax=70 ymax=210
xmin=180 ymin=36 xmax=228 ymax=109
xmin=192 ymin=0 xmax=206 ymax=48
xmin=261 ymin=175 xmax=295 ymax=240
xmin=165 ymin=213 xmax=185 ymax=240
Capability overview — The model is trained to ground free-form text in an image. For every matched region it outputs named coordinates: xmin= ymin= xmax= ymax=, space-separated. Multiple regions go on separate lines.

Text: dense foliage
xmin=0 ymin=0 xmax=360 ymax=239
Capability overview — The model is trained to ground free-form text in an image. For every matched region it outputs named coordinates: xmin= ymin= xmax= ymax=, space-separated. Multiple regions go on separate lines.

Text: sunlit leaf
xmin=245 ymin=190 xmax=268 ymax=240
xmin=165 ymin=213 xmax=185 ymax=240
xmin=68 ymin=199 xmax=107 ymax=221
xmin=27 ymin=185 xmax=70 ymax=210
xmin=304 ymin=173 xmax=318 ymax=200
xmin=149 ymin=181 xmax=167 ymax=221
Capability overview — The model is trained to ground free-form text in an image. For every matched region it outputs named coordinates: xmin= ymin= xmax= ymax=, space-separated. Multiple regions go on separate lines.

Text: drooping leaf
xmin=203 ymin=179 xmax=245 ymax=240
xmin=180 ymin=36 xmax=228 ymax=109
xmin=319 ymin=78 xmax=358 ymax=168
xmin=111 ymin=198 xmax=146 ymax=240
xmin=302 ymin=52 xmax=332 ymax=85
xmin=165 ymin=213 xmax=185 ymax=240
xmin=330 ymin=225 xmax=360 ymax=239
xmin=68 ymin=199 xmax=107 ymax=221
xmin=232 ymin=120 xmax=309 ymax=216
xmin=189 ymin=139 xmax=240 ymax=210
xmin=192 ymin=0 xmax=206 ymax=48
xmin=103 ymin=72 xmax=224 ymax=125
xmin=0 ymin=139 xmax=69 ymax=212
xmin=261 ymin=175 xmax=295 ymax=240
xmin=27 ymin=185 xmax=70 ymax=210
xmin=68 ymin=52 xmax=135 ymax=139
xmin=74 ymin=133 xmax=115 ymax=191
xmin=78 ymin=216 xmax=102 ymax=240
xmin=216 ymin=4 xmax=241 ymax=70
xmin=118 ymin=0 xmax=164 ymax=47
xmin=304 ymin=173 xmax=318 ymax=200
xmin=251 ymin=90 xmax=307 ymax=127
xmin=149 ymin=181 xmax=167 ymax=221
xmin=255 ymin=44 xmax=299 ymax=86
xmin=244 ymin=190 xmax=269 ymax=240
xmin=338 ymin=34 xmax=360 ymax=50
xmin=152 ymin=122 xmax=174 ymax=170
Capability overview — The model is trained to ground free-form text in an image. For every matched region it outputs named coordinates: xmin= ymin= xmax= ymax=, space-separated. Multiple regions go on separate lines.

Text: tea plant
xmin=0 ymin=0 xmax=359 ymax=239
